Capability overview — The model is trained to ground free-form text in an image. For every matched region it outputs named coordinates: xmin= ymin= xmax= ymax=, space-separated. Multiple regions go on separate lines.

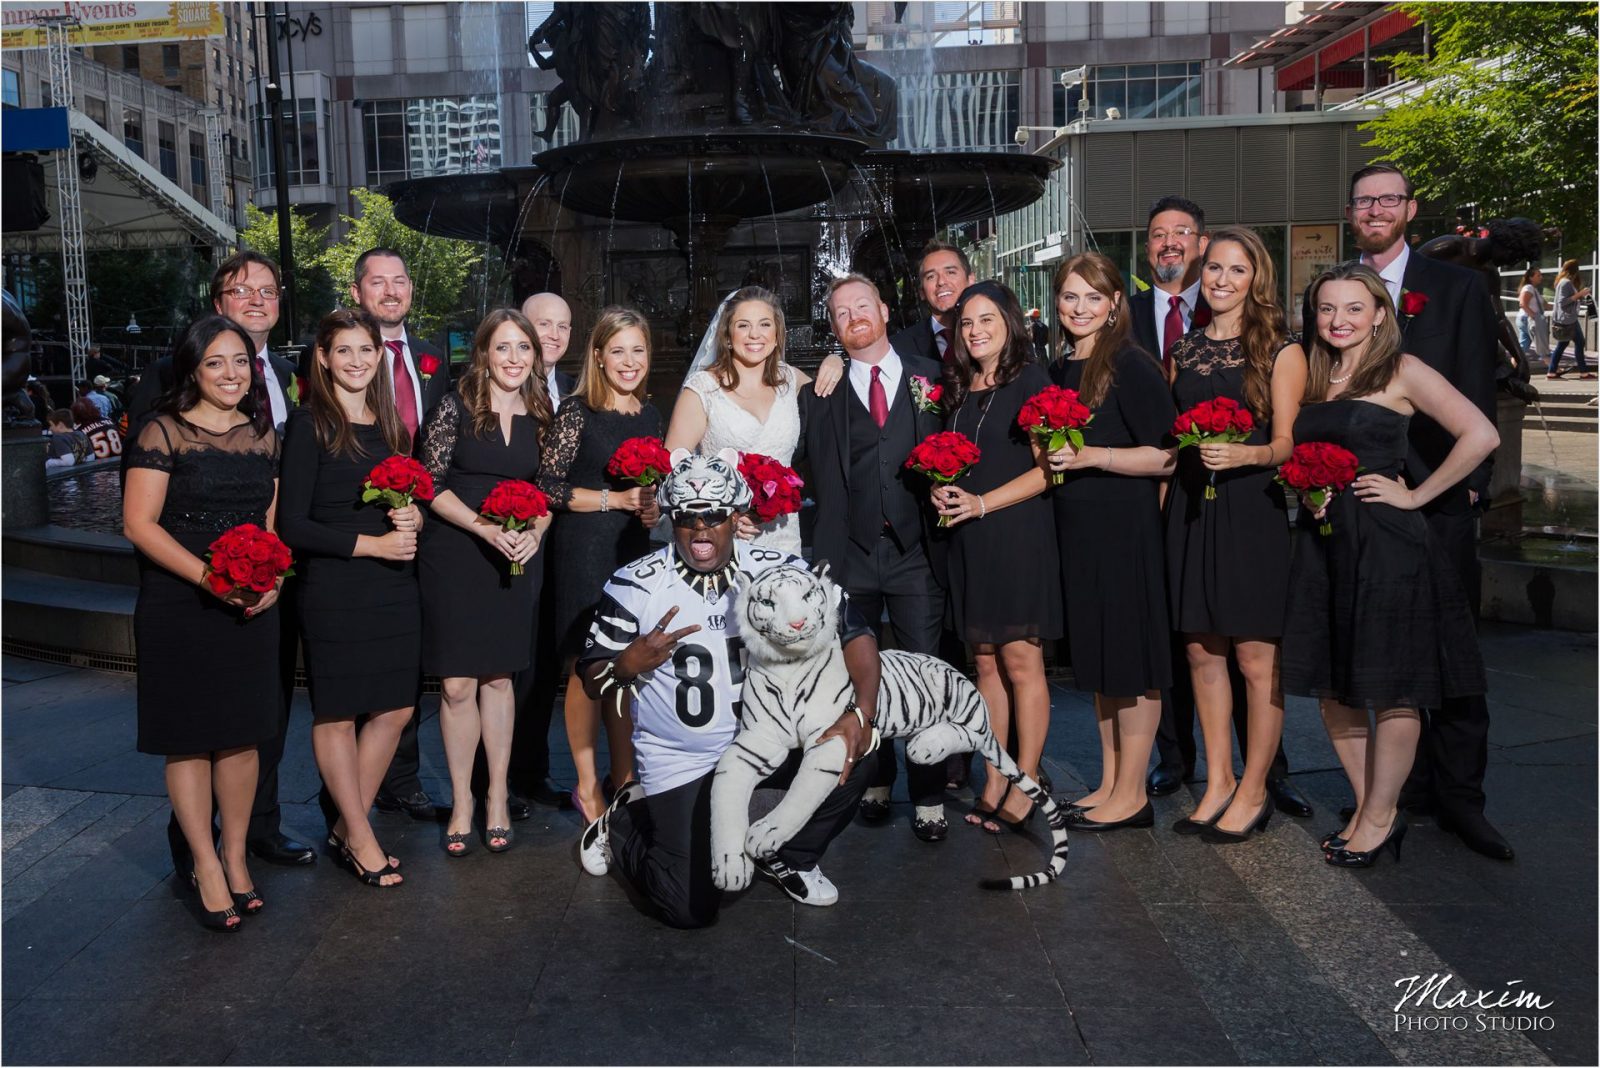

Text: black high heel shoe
xmin=1320 ymin=832 xmax=1348 ymax=851
xmin=1326 ymin=817 xmax=1407 ymax=867
xmin=1172 ymin=788 xmax=1237 ymax=836
xmin=188 ymin=872 xmax=242 ymax=933
xmin=1200 ymin=795 xmax=1272 ymax=843
xmin=341 ymin=844 xmax=403 ymax=887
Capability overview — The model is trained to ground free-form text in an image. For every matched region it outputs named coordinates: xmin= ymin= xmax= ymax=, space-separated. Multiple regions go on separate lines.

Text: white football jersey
xmin=582 ymin=542 xmax=801 ymax=796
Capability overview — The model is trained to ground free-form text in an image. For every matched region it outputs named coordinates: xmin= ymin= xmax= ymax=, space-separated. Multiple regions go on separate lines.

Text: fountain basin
xmin=1480 ymin=535 xmax=1597 ymax=632
xmin=532 ymin=132 xmax=867 ymax=224
xmin=861 ymin=150 xmax=1059 ymax=232
xmin=385 ymin=171 xmax=525 ymax=246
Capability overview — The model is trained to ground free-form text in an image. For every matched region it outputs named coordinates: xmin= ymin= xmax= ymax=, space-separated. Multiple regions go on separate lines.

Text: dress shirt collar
xmin=847 ymin=347 xmax=904 ymax=411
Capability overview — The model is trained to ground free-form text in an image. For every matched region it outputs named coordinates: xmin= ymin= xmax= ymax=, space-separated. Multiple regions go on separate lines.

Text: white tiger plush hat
xmin=659 ymin=447 xmax=753 ymax=518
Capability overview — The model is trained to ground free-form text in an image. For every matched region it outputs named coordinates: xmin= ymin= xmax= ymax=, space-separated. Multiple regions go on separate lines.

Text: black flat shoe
xmin=524 ymin=779 xmax=573 ymax=809
xmin=1172 ymin=789 xmax=1236 ymax=836
xmin=1200 ymin=796 xmax=1272 ymax=843
xmin=858 ymin=794 xmax=891 ymax=823
xmin=1065 ymin=802 xmax=1155 ymax=832
xmin=247 ymin=832 xmax=316 ymax=867
xmin=1326 ymin=817 xmax=1407 ymax=868
xmin=1266 ymin=777 xmax=1314 ymax=818
xmin=508 ymin=794 xmax=532 ymax=822
xmin=374 ymin=789 xmax=438 ymax=821
xmin=1147 ymin=767 xmax=1189 ymax=797
xmin=1436 ymin=809 xmax=1514 ymax=861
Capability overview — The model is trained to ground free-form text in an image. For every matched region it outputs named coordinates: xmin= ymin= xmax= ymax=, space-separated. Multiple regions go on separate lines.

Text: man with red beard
xmin=802 ymin=274 xmax=950 ymax=841
xmin=1338 ymin=163 xmax=1509 ymax=860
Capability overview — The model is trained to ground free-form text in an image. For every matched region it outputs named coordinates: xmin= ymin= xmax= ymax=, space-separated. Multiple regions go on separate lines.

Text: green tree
xmin=322 ymin=187 xmax=484 ymax=339
xmin=1361 ymin=3 xmax=1598 ymax=253
xmin=238 ymin=204 xmax=336 ymax=344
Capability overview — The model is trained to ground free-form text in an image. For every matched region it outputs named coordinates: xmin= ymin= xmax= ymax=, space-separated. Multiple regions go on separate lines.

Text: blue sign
xmin=2 ymin=107 xmax=70 ymax=152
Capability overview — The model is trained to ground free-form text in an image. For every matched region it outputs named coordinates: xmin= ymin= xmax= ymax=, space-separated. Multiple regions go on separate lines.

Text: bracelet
xmin=600 ymin=487 xmax=610 ymax=513
xmin=593 ymin=660 xmax=639 ymax=700
xmin=976 ymin=495 xmax=987 ymax=518
xmin=847 ymin=701 xmax=868 ymax=731
xmin=1103 ymin=447 xmax=1115 ymax=472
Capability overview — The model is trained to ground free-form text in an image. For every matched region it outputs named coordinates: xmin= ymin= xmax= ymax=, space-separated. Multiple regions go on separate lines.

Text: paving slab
xmin=0 ymin=621 xmax=1594 ymax=1065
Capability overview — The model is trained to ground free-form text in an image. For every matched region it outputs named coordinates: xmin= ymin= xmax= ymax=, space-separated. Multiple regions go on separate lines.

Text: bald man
xmin=513 ymin=292 xmax=576 ymax=807
xmin=522 ymin=292 xmax=577 ymax=406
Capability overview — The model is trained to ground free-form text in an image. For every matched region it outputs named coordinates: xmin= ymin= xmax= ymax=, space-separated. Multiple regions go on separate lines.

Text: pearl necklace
xmin=1329 ymin=364 xmax=1355 ymax=384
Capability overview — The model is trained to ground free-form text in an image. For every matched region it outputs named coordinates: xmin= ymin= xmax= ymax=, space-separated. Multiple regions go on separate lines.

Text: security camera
xmin=1059 ymin=66 xmax=1086 ymax=89
xmin=1014 ymin=127 xmax=1029 ymax=147
xmin=1105 ymin=107 xmax=1122 ymax=121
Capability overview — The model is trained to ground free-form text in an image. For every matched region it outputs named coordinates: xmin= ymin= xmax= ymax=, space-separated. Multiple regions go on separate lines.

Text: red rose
xmin=418 ymin=353 xmax=442 ymax=379
xmin=204 ymin=570 xmax=233 ymax=596
xmin=1400 ymin=291 xmax=1428 ymax=316
xmin=1207 ymin=408 xmax=1233 ymax=433
xmin=1233 ymin=409 xmax=1255 ymax=433
xmin=247 ymin=539 xmax=274 ymax=563
xmin=226 ymin=557 xmax=254 ymax=583
xmin=926 ymin=384 xmax=943 ymax=403
xmin=249 ymin=564 xmax=277 ymax=591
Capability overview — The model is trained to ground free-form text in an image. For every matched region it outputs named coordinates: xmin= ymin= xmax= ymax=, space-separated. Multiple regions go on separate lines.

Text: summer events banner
xmin=2 ymin=2 xmax=222 ymax=51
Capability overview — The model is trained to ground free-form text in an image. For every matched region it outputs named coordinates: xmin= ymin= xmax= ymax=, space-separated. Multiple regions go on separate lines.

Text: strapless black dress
xmin=1280 ymin=399 xmax=1486 ymax=708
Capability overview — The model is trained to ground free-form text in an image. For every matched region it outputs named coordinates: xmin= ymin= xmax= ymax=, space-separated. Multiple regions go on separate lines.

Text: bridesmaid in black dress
xmin=278 ymin=309 xmax=418 ymax=886
xmin=1044 ymin=252 xmax=1177 ymax=832
xmin=1164 ymin=228 xmax=1307 ymax=841
xmin=536 ymin=306 xmax=663 ymax=824
xmin=419 ymin=308 xmax=554 ymax=854
xmin=123 ymin=315 xmax=281 ymax=931
xmin=930 ymin=281 xmax=1060 ymax=833
xmin=1283 ymin=264 xmax=1496 ymax=867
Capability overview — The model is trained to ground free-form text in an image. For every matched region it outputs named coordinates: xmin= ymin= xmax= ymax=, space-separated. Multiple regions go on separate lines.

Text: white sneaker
xmin=755 ymin=856 xmax=839 ymax=907
xmin=578 ymin=780 xmax=642 ymax=876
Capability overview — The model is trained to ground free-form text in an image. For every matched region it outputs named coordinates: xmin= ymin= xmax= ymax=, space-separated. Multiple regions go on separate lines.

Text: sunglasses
xmin=672 ymin=509 xmax=732 ymax=529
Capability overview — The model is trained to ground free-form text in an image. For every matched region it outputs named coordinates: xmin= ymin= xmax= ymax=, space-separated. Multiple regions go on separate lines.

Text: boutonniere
xmin=1399 ymin=289 xmax=1429 ymax=318
xmin=288 ymin=375 xmax=307 ymax=406
xmin=908 ymin=374 xmax=943 ymax=414
xmin=418 ymin=353 xmax=442 ymax=381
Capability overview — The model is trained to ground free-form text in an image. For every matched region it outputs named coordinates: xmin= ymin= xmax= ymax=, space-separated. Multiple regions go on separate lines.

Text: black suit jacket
xmin=1391 ymin=253 xmax=1500 ymax=510
xmin=401 ymin=330 xmax=450 ymax=425
xmin=1127 ymin=286 xmax=1209 ymax=364
xmin=126 ymin=349 xmax=296 ymax=431
xmin=888 ymin=319 xmax=942 ymax=365
xmin=798 ymin=350 xmax=946 ymax=583
xmin=547 ymin=369 xmax=578 ymax=408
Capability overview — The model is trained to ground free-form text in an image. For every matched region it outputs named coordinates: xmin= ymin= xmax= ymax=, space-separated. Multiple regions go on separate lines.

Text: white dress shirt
xmin=1361 ymin=242 xmax=1410 ymax=309
xmin=847 ymin=347 xmax=904 ymax=414
xmin=546 ymin=366 xmax=564 ymax=405
xmin=385 ymin=329 xmax=427 ymax=420
xmin=928 ymin=316 xmax=950 ymax=359
xmin=1150 ymin=278 xmax=1205 ymax=359
xmin=256 ymin=344 xmax=288 ymax=430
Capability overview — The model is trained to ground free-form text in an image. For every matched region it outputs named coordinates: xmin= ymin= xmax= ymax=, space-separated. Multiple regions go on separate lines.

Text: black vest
xmin=847 ymin=386 xmax=919 ymax=551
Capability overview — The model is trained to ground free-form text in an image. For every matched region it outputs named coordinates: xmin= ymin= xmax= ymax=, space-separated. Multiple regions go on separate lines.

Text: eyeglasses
xmin=672 ymin=509 xmax=732 ymax=529
xmin=222 ymin=285 xmax=281 ymax=301
xmin=1148 ymin=226 xmax=1198 ymax=243
xmin=1348 ymin=193 xmax=1411 ymax=210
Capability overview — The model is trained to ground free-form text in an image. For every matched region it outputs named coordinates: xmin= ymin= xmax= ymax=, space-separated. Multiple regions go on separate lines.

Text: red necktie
xmin=1162 ymin=294 xmax=1185 ymax=371
xmin=869 ymin=365 xmax=888 ymax=429
xmin=388 ymin=340 xmax=418 ymax=440
xmin=934 ymin=326 xmax=949 ymax=361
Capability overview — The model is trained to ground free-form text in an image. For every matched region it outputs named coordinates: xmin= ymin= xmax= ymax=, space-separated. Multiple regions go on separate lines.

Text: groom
xmin=801 ymin=274 xmax=950 ymax=841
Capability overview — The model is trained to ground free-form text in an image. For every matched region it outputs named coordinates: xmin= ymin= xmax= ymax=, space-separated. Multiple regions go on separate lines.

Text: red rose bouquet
xmin=479 ymin=479 xmax=549 ymax=575
xmin=418 ymin=353 xmax=442 ymax=381
xmin=361 ymin=455 xmax=435 ymax=509
xmin=1173 ymin=397 xmax=1257 ymax=500
xmin=904 ymin=431 xmax=982 ymax=526
xmin=204 ymin=523 xmax=294 ymax=605
xmin=1017 ymin=385 xmax=1094 ymax=485
xmin=1275 ymin=442 xmax=1362 ymax=536
xmin=606 ymin=436 xmax=673 ymax=486
xmin=908 ymin=374 xmax=943 ymax=414
xmin=736 ymin=452 xmax=804 ymax=524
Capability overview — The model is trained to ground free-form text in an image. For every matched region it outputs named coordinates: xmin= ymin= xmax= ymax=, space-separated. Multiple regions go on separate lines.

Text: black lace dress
xmin=537 ymin=396 xmax=664 ymax=656
xmin=126 ymin=415 xmax=281 ymax=755
xmin=944 ymin=363 xmax=1062 ymax=645
xmin=1164 ymin=332 xmax=1292 ymax=637
xmin=417 ymin=392 xmax=543 ymax=677
xmin=1281 ymin=399 xmax=1486 ymax=708
xmin=277 ymin=409 xmax=421 ymax=718
xmin=1050 ymin=345 xmax=1176 ymax=697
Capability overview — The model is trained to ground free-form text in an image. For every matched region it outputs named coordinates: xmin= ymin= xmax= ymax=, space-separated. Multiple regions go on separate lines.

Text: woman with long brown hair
xmin=537 ymin=307 xmax=663 ymax=824
xmin=278 ymin=308 xmax=418 ymax=885
xmin=1045 ymin=252 xmax=1177 ymax=832
xmin=931 ymin=280 xmax=1060 ymax=833
xmin=418 ymin=308 xmax=555 ymax=855
xmin=1163 ymin=228 xmax=1306 ymax=841
xmin=1283 ymin=264 xmax=1496 ymax=867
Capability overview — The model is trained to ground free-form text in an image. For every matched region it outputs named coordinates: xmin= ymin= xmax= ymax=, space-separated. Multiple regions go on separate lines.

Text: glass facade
xmin=252 ymin=97 xmax=329 ymax=187
xmin=157 ymin=121 xmax=178 ymax=181
xmin=5 ymin=69 xmax=23 ymax=108
xmin=892 ymin=69 xmax=1020 ymax=152
xmin=530 ymin=91 xmax=580 ymax=148
xmin=1056 ymin=62 xmax=1204 ymax=123
xmin=361 ymin=95 xmax=502 ymax=185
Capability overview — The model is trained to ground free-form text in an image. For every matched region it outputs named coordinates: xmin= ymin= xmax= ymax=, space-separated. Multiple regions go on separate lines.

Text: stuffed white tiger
xmin=709 ymin=563 xmax=1068 ymax=893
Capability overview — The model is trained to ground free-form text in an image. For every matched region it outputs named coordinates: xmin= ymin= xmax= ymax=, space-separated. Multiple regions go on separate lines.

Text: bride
xmin=665 ymin=286 xmax=842 ymax=554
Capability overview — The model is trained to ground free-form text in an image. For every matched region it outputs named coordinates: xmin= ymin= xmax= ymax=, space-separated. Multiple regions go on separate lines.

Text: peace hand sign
xmin=615 ymin=605 xmax=702 ymax=679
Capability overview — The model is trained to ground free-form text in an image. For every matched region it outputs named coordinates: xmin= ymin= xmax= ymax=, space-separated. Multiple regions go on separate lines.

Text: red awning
xmin=1277 ymin=9 xmax=1417 ymax=91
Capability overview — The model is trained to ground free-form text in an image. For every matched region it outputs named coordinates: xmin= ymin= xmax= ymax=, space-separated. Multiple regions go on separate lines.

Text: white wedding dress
xmin=684 ymin=365 xmax=804 ymax=555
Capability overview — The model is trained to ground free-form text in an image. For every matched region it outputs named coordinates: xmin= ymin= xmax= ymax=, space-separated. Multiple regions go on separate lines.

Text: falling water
xmin=545 ymin=168 xmax=575 ymax=290
xmin=757 ymin=156 xmax=788 ymax=309
xmin=600 ymin=159 xmax=626 ymax=307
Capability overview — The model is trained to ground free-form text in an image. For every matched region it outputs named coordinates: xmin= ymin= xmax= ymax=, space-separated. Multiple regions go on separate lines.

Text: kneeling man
xmin=576 ymin=451 xmax=879 ymax=927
